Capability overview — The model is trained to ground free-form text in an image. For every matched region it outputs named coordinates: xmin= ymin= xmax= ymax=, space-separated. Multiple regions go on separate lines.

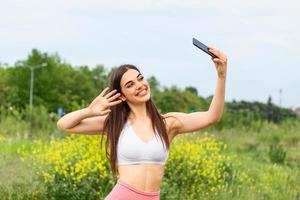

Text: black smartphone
xmin=192 ymin=38 xmax=218 ymax=58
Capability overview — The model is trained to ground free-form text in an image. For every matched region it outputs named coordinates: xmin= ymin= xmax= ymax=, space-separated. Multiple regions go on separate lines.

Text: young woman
xmin=57 ymin=46 xmax=227 ymax=200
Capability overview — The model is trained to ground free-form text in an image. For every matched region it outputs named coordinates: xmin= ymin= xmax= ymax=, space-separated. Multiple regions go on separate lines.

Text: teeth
xmin=137 ymin=89 xmax=147 ymax=96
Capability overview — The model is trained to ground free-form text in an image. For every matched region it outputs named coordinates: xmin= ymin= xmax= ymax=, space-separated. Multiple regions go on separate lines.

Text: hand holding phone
xmin=192 ymin=38 xmax=218 ymax=59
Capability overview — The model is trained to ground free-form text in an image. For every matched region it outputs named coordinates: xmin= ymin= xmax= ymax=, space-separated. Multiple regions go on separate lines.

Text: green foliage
xmin=1 ymin=118 xmax=300 ymax=199
xmin=0 ymin=107 xmax=30 ymax=138
xmin=209 ymin=119 xmax=300 ymax=200
xmin=147 ymin=76 xmax=161 ymax=96
xmin=185 ymin=86 xmax=198 ymax=96
xmin=18 ymin=133 xmax=232 ymax=200
xmin=268 ymin=144 xmax=287 ymax=164
xmin=1 ymin=48 xmax=298 ymax=131
xmin=0 ymin=136 xmax=46 ymax=200
xmin=162 ymin=133 xmax=231 ymax=199
xmin=212 ymin=100 xmax=297 ymax=131
xmin=0 ymin=105 xmax=57 ymax=139
xmin=0 ymin=67 xmax=10 ymax=107
xmin=155 ymin=86 xmax=207 ymax=113
xmin=2 ymin=49 xmax=109 ymax=113
xmin=1 ymin=49 xmax=300 ymax=200
xmin=18 ymin=135 xmax=115 ymax=199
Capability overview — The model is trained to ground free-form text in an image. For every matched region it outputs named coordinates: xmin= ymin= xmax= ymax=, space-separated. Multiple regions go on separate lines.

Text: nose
xmin=135 ymin=81 xmax=143 ymax=89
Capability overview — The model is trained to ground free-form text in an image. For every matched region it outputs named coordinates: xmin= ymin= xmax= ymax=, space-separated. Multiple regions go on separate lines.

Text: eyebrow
xmin=124 ymin=73 xmax=142 ymax=87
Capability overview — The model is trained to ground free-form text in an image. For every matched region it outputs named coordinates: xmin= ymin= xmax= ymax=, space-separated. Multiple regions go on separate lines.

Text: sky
xmin=1 ymin=0 xmax=299 ymax=109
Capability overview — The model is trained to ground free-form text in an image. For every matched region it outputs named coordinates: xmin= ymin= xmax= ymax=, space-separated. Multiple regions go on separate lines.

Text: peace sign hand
xmin=208 ymin=46 xmax=228 ymax=79
xmin=88 ymin=87 xmax=123 ymax=116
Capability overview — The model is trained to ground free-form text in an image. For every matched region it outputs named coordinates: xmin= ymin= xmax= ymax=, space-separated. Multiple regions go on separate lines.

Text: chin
xmin=143 ymin=94 xmax=151 ymax=102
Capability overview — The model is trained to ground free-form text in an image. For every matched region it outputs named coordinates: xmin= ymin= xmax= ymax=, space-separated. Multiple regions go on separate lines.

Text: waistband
xmin=117 ymin=179 xmax=160 ymax=196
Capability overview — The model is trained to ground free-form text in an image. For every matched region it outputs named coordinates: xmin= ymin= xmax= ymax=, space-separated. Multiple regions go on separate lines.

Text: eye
xmin=126 ymin=75 xmax=144 ymax=88
xmin=127 ymin=83 xmax=133 ymax=88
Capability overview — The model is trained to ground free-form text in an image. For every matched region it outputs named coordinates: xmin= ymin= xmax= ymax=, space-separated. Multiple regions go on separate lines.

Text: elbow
xmin=215 ymin=115 xmax=223 ymax=123
xmin=211 ymin=116 xmax=222 ymax=124
xmin=207 ymin=110 xmax=223 ymax=124
xmin=211 ymin=119 xmax=219 ymax=125
xmin=56 ymin=120 xmax=65 ymax=131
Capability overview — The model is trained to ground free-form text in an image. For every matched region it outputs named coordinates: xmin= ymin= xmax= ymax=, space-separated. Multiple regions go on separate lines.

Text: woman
xmin=57 ymin=46 xmax=227 ymax=200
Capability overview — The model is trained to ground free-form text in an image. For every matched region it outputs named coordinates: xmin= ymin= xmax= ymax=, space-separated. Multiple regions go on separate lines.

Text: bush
xmin=0 ymin=105 xmax=57 ymax=139
xmin=18 ymin=133 xmax=233 ymax=199
xmin=268 ymin=144 xmax=287 ymax=164
xmin=18 ymin=135 xmax=115 ymax=199
xmin=162 ymin=133 xmax=232 ymax=199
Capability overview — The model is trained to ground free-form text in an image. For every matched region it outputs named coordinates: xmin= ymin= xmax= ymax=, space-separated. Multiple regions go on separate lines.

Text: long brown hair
xmin=101 ymin=64 xmax=170 ymax=178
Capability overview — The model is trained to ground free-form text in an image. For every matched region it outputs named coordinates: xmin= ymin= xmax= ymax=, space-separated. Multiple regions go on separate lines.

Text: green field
xmin=1 ymin=119 xmax=300 ymax=200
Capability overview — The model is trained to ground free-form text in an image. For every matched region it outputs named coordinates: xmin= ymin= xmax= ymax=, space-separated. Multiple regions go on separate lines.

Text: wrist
xmin=217 ymin=75 xmax=226 ymax=80
xmin=83 ymin=107 xmax=96 ymax=117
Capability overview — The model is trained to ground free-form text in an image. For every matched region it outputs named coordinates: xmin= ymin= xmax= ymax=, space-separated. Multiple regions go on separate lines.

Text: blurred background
xmin=0 ymin=0 xmax=299 ymax=199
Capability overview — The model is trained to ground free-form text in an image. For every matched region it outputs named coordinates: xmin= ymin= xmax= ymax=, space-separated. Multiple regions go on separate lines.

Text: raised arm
xmin=164 ymin=46 xmax=227 ymax=136
xmin=56 ymin=87 xmax=123 ymax=135
xmin=56 ymin=108 xmax=107 ymax=135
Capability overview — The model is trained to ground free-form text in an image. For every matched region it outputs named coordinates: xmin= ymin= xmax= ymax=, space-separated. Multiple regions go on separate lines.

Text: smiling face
xmin=119 ymin=69 xmax=151 ymax=104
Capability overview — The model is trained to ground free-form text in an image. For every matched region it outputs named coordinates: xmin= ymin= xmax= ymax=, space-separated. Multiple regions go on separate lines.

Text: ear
xmin=119 ymin=95 xmax=126 ymax=101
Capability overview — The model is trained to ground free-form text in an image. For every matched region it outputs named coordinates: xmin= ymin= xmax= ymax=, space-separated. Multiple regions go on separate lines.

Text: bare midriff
xmin=117 ymin=163 xmax=165 ymax=192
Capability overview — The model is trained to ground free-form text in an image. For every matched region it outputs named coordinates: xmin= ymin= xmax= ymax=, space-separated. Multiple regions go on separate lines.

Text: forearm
xmin=208 ymin=77 xmax=226 ymax=121
xmin=56 ymin=107 xmax=95 ymax=130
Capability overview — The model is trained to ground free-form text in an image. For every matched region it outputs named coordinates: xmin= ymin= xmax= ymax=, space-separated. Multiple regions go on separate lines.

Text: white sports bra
xmin=117 ymin=120 xmax=169 ymax=166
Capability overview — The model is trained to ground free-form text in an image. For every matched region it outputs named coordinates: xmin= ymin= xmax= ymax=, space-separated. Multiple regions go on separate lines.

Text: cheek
xmin=120 ymin=87 xmax=130 ymax=98
xmin=124 ymin=88 xmax=136 ymax=97
xmin=143 ymin=81 xmax=149 ymax=87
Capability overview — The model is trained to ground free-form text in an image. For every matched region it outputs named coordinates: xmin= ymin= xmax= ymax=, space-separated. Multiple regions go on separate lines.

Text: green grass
xmin=1 ymin=119 xmax=300 ymax=199
xmin=204 ymin=119 xmax=300 ymax=200
xmin=0 ymin=138 xmax=45 ymax=200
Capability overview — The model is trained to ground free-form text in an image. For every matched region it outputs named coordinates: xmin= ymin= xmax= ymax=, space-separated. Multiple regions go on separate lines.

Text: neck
xmin=128 ymin=102 xmax=148 ymax=122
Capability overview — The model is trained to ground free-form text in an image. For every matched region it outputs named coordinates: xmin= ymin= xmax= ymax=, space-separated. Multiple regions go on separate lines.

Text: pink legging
xmin=104 ymin=179 xmax=160 ymax=200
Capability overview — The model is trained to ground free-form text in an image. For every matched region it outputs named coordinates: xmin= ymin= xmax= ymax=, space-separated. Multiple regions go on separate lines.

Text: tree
xmin=267 ymin=95 xmax=273 ymax=106
xmin=185 ymin=86 xmax=198 ymax=96
xmin=0 ymin=66 xmax=10 ymax=108
xmin=147 ymin=76 xmax=161 ymax=96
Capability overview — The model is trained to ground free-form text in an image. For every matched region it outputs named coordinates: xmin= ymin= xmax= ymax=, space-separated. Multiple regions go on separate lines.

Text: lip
xmin=136 ymin=88 xmax=147 ymax=96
